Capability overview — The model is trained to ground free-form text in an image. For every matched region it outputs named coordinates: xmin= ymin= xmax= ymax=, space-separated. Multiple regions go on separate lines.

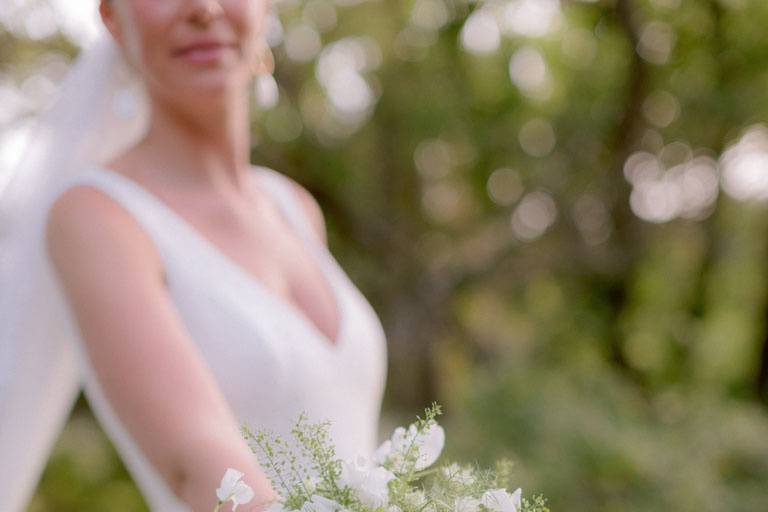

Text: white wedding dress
xmin=48 ymin=164 xmax=388 ymax=511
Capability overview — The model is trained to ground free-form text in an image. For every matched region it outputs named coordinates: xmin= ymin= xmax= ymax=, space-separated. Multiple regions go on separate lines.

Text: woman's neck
xmin=135 ymin=91 xmax=254 ymax=193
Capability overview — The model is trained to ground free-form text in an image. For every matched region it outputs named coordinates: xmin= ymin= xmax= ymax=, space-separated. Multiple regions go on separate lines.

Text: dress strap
xmin=254 ymin=166 xmax=321 ymax=248
xmin=53 ymin=167 xmax=183 ymax=264
xmin=55 ymin=166 xmax=322 ymax=270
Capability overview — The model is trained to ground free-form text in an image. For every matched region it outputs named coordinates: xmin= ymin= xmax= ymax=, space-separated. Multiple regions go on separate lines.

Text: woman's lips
xmin=174 ymin=43 xmax=235 ymax=64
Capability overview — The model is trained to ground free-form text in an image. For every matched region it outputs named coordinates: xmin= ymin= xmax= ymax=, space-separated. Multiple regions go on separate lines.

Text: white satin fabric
xmin=44 ymin=165 xmax=388 ymax=511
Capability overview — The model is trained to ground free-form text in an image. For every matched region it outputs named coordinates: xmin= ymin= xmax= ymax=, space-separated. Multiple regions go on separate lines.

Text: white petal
xmin=481 ymin=489 xmax=517 ymax=512
xmin=308 ymin=494 xmax=344 ymax=512
xmin=354 ymin=454 xmax=373 ymax=470
xmin=340 ymin=457 xmax=366 ymax=488
xmin=510 ymin=489 xmax=522 ymax=510
xmin=373 ymin=440 xmax=392 ymax=464
xmin=344 ymin=460 xmax=395 ymax=508
xmin=414 ymin=424 xmax=445 ymax=470
xmin=361 ymin=468 xmax=395 ymax=503
xmin=369 ymin=466 xmax=396 ymax=485
xmin=391 ymin=427 xmax=408 ymax=450
xmin=232 ymin=480 xmax=255 ymax=505
xmin=217 ymin=468 xmax=245 ymax=501
xmin=222 ymin=468 xmax=245 ymax=488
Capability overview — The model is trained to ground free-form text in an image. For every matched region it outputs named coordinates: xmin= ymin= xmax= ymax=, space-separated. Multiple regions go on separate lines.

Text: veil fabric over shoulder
xmin=0 ymin=31 xmax=150 ymax=511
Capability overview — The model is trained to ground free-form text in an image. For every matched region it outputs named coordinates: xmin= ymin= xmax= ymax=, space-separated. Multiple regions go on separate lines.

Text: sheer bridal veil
xmin=0 ymin=28 xmax=149 ymax=510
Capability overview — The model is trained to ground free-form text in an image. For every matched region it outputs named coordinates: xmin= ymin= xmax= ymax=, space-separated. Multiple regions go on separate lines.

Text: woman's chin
xmin=167 ymin=77 xmax=248 ymax=106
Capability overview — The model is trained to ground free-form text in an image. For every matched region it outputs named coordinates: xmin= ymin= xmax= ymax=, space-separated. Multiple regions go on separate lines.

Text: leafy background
xmin=3 ymin=0 xmax=768 ymax=510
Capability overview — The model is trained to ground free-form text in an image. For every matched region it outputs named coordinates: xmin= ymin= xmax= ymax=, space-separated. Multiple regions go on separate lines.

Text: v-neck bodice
xmin=52 ymin=166 xmax=388 ymax=511
xmin=83 ymin=165 xmax=346 ymax=351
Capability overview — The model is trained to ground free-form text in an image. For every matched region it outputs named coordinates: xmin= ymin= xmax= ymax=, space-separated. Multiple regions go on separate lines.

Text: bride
xmin=0 ymin=1 xmax=387 ymax=510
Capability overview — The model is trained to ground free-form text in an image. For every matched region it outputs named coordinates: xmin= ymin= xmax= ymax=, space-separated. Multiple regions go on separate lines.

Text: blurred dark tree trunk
xmin=757 ymin=328 xmax=768 ymax=404
xmin=599 ymin=0 xmax=651 ymax=388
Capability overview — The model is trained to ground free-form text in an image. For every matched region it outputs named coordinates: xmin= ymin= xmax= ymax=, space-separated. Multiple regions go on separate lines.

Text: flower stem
xmin=411 ymin=468 xmax=439 ymax=479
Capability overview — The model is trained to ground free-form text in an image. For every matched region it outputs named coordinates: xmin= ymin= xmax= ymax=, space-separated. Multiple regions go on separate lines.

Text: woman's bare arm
xmin=45 ymin=186 xmax=278 ymax=511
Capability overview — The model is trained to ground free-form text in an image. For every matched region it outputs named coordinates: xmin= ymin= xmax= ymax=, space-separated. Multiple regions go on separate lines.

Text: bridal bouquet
xmin=214 ymin=403 xmax=548 ymax=512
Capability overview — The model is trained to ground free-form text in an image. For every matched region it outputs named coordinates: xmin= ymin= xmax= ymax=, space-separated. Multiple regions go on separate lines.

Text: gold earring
xmin=251 ymin=40 xmax=279 ymax=110
xmin=253 ymin=39 xmax=274 ymax=76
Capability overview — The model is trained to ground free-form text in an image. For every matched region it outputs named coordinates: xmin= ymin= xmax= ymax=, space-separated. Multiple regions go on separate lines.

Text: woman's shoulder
xmin=45 ymin=180 xmax=164 ymax=282
xmin=47 ymin=175 xmax=142 ymax=237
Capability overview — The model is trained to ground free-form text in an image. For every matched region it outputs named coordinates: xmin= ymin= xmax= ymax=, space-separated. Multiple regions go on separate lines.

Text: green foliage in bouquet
xmin=240 ymin=403 xmax=549 ymax=512
xmin=243 ymin=411 xmax=348 ymax=510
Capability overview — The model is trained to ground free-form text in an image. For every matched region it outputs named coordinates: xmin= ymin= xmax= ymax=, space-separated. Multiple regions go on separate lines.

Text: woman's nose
xmin=188 ymin=0 xmax=225 ymax=27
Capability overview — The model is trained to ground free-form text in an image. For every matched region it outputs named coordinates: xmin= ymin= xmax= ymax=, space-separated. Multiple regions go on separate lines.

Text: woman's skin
xmin=45 ymin=1 xmax=339 ymax=510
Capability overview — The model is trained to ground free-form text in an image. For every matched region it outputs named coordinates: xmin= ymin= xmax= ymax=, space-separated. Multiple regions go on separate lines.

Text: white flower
xmin=403 ymin=489 xmax=428 ymax=509
xmin=418 ymin=423 xmax=444 ymax=469
xmin=441 ymin=463 xmax=475 ymax=486
xmin=216 ymin=468 xmax=255 ymax=511
xmin=441 ymin=462 xmax=461 ymax=478
xmin=339 ymin=454 xmax=396 ymax=508
xmin=454 ymin=497 xmax=481 ymax=512
xmin=373 ymin=439 xmax=393 ymax=465
xmin=301 ymin=495 xmax=345 ymax=512
xmin=374 ymin=427 xmax=407 ymax=467
xmin=374 ymin=422 xmax=445 ymax=472
xmin=387 ymin=505 xmax=402 ymax=512
xmin=480 ymin=488 xmax=522 ymax=512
